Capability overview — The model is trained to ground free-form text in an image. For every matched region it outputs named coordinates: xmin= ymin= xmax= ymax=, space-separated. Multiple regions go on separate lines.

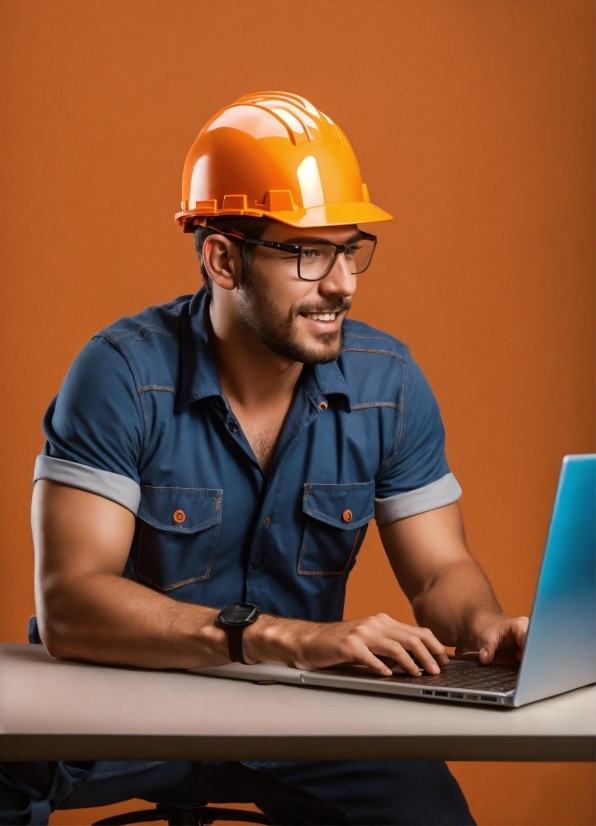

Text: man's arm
xmin=379 ymin=501 xmax=528 ymax=663
xmin=34 ymin=481 xmax=448 ymax=676
xmin=33 ymin=480 xmax=231 ymax=669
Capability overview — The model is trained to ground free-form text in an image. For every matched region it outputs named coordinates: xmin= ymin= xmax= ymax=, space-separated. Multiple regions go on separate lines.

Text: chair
xmin=93 ymin=804 xmax=271 ymax=825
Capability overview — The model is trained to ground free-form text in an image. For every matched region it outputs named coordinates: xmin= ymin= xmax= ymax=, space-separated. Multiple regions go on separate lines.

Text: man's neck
xmin=208 ymin=297 xmax=305 ymax=474
xmin=208 ymin=299 xmax=303 ymax=412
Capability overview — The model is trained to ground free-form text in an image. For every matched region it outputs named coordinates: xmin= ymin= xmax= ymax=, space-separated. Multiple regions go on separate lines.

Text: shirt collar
xmin=312 ymin=358 xmax=351 ymax=406
xmin=180 ymin=288 xmax=352 ymax=408
xmin=180 ymin=289 xmax=223 ymax=406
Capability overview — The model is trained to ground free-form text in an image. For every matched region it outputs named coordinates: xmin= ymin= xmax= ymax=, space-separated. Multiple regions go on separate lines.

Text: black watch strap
xmin=217 ymin=603 xmax=261 ymax=665
xmin=228 ymin=626 xmax=247 ymax=664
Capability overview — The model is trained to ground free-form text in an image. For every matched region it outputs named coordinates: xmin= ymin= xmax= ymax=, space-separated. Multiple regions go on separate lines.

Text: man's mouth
xmin=301 ymin=311 xmax=340 ymax=322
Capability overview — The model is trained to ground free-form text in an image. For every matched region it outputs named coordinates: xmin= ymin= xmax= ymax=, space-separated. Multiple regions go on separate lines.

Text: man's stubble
xmin=236 ymin=271 xmax=349 ymax=366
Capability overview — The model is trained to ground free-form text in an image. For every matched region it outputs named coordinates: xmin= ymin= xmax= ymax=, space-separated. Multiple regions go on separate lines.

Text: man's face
xmin=236 ymin=223 xmax=361 ymax=365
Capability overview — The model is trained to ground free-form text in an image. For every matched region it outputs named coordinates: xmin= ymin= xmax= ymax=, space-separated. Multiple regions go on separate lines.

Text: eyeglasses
xmin=204 ymin=225 xmax=377 ymax=281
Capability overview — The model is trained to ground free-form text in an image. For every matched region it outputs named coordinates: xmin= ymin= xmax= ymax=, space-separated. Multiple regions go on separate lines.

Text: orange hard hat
xmin=175 ymin=91 xmax=392 ymax=230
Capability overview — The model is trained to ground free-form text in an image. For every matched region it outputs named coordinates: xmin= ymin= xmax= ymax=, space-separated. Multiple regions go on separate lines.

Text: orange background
xmin=0 ymin=1 xmax=594 ymax=824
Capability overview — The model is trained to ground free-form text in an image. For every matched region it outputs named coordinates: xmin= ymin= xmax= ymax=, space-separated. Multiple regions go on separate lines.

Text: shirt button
xmin=318 ymin=401 xmax=328 ymax=411
xmin=252 ymin=559 xmax=261 ymax=569
xmin=173 ymin=509 xmax=186 ymax=524
xmin=262 ymin=517 xmax=271 ymax=526
xmin=342 ymin=509 xmax=353 ymax=523
xmin=229 ymin=422 xmax=239 ymax=433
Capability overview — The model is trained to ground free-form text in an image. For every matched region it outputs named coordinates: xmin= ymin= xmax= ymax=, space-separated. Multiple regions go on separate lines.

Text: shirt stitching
xmin=96 ymin=334 xmax=149 ymax=467
xmin=297 ymin=526 xmax=362 ymax=576
xmin=343 ymin=333 xmax=397 ymax=342
xmin=341 ymin=347 xmax=406 ymax=362
xmin=111 ymin=323 xmax=181 ymax=342
xmin=351 ymin=402 xmax=399 ymax=410
xmin=381 ymin=355 xmax=408 ymax=472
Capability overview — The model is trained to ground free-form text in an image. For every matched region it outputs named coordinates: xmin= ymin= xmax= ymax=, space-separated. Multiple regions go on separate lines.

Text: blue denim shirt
xmin=35 ymin=289 xmax=461 ymax=622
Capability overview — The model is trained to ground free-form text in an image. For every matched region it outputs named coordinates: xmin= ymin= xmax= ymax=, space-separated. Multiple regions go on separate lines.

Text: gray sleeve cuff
xmin=33 ymin=455 xmax=141 ymax=515
xmin=375 ymin=472 xmax=462 ymax=526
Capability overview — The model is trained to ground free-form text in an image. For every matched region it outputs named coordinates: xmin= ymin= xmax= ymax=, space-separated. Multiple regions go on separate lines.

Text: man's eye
xmin=301 ymin=247 xmax=321 ymax=258
xmin=344 ymin=245 xmax=359 ymax=256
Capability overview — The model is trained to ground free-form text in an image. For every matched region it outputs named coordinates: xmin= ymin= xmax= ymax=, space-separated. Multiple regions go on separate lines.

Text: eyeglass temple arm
xmin=204 ymin=224 xmax=376 ymax=255
xmin=205 ymin=227 xmax=302 ymax=253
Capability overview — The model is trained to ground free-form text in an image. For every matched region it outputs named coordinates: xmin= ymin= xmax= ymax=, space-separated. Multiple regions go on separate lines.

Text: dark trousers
xmin=0 ymin=759 xmax=474 ymax=825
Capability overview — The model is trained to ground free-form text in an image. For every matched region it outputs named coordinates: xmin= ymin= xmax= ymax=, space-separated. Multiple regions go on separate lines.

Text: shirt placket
xmin=244 ymin=373 xmax=330 ymax=604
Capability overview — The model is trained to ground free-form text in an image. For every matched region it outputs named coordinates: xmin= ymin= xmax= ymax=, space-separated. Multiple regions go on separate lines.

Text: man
xmin=1 ymin=92 xmax=527 ymax=824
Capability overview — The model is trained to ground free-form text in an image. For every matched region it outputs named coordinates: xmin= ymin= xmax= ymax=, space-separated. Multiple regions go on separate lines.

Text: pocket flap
xmin=302 ymin=481 xmax=375 ymax=530
xmin=138 ymin=486 xmax=223 ymax=534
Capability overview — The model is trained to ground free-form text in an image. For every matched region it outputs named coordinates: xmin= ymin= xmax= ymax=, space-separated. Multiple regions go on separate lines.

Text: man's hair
xmin=193 ymin=216 xmax=274 ymax=295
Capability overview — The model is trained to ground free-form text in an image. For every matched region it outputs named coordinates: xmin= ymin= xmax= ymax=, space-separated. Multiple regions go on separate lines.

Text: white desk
xmin=0 ymin=644 xmax=593 ymax=762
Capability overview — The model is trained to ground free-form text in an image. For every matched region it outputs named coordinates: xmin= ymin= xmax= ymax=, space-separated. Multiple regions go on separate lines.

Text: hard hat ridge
xmin=231 ymin=91 xmax=342 ymax=145
xmin=176 ymin=91 xmax=392 ymax=230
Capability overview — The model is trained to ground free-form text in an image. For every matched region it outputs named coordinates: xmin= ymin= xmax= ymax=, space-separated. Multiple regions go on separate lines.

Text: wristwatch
xmin=217 ymin=602 xmax=261 ymax=664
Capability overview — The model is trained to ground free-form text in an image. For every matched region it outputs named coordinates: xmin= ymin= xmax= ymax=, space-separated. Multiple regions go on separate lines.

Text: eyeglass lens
xmin=298 ymin=238 xmax=376 ymax=281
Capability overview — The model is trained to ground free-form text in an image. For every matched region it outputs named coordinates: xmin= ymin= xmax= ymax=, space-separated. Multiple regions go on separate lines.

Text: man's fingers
xmin=356 ymin=618 xmax=447 ymax=675
xmin=322 ymin=616 xmax=451 ymax=677
xmin=479 ymin=618 xmax=528 ymax=663
xmin=512 ymin=617 xmax=529 ymax=649
xmin=371 ymin=640 xmax=440 ymax=676
xmin=479 ymin=645 xmax=495 ymax=663
xmin=479 ymin=632 xmax=499 ymax=663
xmin=406 ymin=637 xmax=442 ymax=674
xmin=353 ymin=641 xmax=420 ymax=676
xmin=414 ymin=627 xmax=449 ymax=666
xmin=381 ymin=622 xmax=447 ymax=668
xmin=379 ymin=644 xmax=422 ymax=676
xmin=354 ymin=647 xmax=393 ymax=676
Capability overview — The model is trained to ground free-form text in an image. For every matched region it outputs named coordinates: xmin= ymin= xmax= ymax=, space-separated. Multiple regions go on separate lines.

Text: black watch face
xmin=218 ymin=603 xmax=260 ymax=626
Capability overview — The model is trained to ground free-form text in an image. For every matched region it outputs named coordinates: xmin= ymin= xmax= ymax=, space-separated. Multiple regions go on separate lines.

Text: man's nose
xmin=318 ymin=251 xmax=357 ymax=296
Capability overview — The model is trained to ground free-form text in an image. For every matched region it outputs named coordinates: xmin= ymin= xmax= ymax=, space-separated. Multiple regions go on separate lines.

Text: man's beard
xmin=237 ymin=272 xmax=349 ymax=365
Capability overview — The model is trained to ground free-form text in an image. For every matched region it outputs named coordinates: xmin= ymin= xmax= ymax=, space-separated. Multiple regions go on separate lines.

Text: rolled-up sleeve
xmin=374 ymin=357 xmax=461 ymax=525
xmin=34 ymin=336 xmax=143 ymax=514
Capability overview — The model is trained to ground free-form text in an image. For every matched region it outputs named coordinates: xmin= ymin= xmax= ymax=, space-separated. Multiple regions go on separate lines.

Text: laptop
xmin=197 ymin=455 xmax=596 ymax=707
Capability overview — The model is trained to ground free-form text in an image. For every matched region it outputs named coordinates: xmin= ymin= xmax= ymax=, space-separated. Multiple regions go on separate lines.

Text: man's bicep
xmin=33 ymin=480 xmax=136 ymax=589
xmin=379 ymin=502 xmax=471 ymax=602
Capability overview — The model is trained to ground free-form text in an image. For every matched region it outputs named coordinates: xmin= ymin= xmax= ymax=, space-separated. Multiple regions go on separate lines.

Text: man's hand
xmin=457 ymin=613 xmax=529 ymax=665
xmin=244 ymin=612 xmax=449 ymax=677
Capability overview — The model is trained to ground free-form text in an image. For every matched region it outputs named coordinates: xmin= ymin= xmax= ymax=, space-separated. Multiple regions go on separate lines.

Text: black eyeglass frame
xmin=203 ymin=225 xmax=378 ymax=281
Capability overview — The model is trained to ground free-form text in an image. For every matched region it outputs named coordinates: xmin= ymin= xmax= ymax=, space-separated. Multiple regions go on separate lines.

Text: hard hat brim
xmin=263 ymin=201 xmax=393 ymax=228
xmin=176 ymin=201 xmax=392 ymax=230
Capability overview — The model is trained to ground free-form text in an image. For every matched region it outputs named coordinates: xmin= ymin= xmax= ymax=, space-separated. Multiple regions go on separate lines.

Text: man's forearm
xmin=410 ymin=557 xmax=503 ymax=649
xmin=40 ymin=572 xmax=334 ymax=672
xmin=39 ymin=572 xmax=230 ymax=669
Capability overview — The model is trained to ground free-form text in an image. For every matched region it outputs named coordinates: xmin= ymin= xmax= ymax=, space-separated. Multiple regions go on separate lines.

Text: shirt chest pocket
xmin=298 ymin=481 xmax=375 ymax=575
xmin=135 ymin=486 xmax=223 ymax=592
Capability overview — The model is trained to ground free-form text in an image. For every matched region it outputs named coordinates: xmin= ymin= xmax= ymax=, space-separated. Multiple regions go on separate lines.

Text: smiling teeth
xmin=306 ymin=313 xmax=337 ymax=321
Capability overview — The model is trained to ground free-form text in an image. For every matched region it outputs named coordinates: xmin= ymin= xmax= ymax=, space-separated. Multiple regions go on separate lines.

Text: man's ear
xmin=203 ymin=235 xmax=242 ymax=291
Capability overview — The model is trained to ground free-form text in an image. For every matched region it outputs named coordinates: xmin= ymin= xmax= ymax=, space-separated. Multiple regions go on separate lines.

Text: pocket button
xmin=173 ymin=509 xmax=186 ymax=524
xmin=342 ymin=509 xmax=353 ymax=523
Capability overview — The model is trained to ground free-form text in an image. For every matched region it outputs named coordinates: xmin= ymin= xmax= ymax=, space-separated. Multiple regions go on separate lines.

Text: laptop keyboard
xmin=390 ymin=658 xmax=519 ymax=693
